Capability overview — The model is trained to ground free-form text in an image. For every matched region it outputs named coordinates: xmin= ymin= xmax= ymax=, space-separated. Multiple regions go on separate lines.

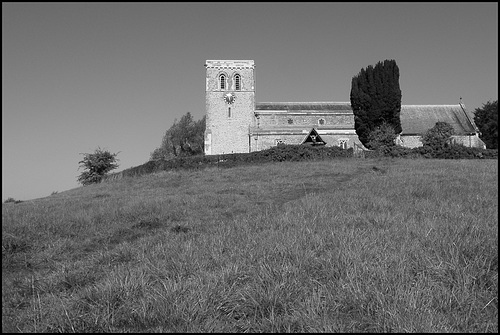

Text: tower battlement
xmin=205 ymin=60 xmax=255 ymax=69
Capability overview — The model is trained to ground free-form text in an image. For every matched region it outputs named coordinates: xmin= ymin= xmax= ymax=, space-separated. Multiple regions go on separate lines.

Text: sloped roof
xmin=255 ymin=101 xmax=478 ymax=135
xmin=256 ymin=102 xmax=352 ymax=111
xmin=400 ymin=105 xmax=477 ymax=135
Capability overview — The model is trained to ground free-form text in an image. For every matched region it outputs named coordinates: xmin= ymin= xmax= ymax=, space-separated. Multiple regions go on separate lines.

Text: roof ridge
xmin=402 ymin=104 xmax=460 ymax=107
xmin=256 ymin=101 xmax=351 ymax=104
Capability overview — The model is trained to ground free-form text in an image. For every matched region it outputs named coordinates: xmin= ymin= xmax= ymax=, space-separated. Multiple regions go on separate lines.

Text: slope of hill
xmin=2 ymin=158 xmax=498 ymax=332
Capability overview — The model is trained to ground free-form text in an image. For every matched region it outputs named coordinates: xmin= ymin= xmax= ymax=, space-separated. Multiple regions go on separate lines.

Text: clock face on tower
xmin=223 ymin=93 xmax=236 ymax=105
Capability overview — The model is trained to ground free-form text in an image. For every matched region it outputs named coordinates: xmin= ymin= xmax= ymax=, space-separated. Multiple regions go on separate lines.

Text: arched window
xmin=219 ymin=74 xmax=226 ymax=90
xmin=234 ymin=74 xmax=241 ymax=91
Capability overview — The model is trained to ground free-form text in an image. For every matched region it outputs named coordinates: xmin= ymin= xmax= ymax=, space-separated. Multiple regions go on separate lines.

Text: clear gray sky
xmin=2 ymin=2 xmax=498 ymax=201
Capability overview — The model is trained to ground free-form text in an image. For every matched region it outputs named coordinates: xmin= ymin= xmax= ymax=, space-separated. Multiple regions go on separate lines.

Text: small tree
xmin=473 ymin=100 xmax=498 ymax=149
xmin=77 ymin=147 xmax=119 ymax=185
xmin=151 ymin=113 xmax=206 ymax=160
xmin=421 ymin=122 xmax=455 ymax=149
xmin=366 ymin=121 xmax=398 ymax=150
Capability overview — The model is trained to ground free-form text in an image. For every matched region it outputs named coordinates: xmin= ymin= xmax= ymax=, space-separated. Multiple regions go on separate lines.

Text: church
xmin=204 ymin=60 xmax=485 ymax=155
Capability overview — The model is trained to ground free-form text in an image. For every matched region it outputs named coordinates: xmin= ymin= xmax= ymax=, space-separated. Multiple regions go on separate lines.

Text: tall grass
xmin=2 ymin=158 xmax=498 ymax=332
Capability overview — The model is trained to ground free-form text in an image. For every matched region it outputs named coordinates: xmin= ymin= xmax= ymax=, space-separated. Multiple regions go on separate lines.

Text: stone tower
xmin=204 ymin=60 xmax=255 ymax=155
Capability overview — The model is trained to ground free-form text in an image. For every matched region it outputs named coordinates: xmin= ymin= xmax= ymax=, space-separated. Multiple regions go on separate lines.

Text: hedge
xmin=105 ymin=144 xmax=497 ymax=181
xmin=113 ymin=145 xmax=353 ymax=179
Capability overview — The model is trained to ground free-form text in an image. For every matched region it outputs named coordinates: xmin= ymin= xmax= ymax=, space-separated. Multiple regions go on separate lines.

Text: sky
xmin=2 ymin=2 xmax=498 ymax=201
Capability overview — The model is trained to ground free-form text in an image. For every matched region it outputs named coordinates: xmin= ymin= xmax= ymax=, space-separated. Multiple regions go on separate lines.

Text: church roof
xmin=255 ymin=101 xmax=478 ymax=135
xmin=400 ymin=104 xmax=478 ymax=135
xmin=256 ymin=102 xmax=352 ymax=111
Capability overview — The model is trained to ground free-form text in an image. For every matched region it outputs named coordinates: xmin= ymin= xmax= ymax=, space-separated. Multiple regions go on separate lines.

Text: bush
xmin=113 ymin=145 xmax=353 ymax=180
xmin=425 ymin=145 xmax=497 ymax=159
xmin=366 ymin=122 xmax=398 ymax=150
xmin=77 ymin=147 xmax=120 ymax=185
xmin=4 ymin=197 xmax=22 ymax=204
xmin=379 ymin=145 xmax=417 ymax=158
xmin=368 ymin=142 xmax=498 ymax=160
xmin=408 ymin=144 xmax=497 ymax=159
xmin=104 ymin=142 xmax=497 ymax=183
xmin=234 ymin=145 xmax=353 ymax=163
xmin=421 ymin=122 xmax=455 ymax=149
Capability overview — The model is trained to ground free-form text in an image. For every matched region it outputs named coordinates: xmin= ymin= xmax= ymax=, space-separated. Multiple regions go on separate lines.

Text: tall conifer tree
xmin=350 ymin=59 xmax=402 ymax=148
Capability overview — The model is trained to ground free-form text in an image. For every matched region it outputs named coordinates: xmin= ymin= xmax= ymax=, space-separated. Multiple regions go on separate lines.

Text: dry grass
xmin=2 ymin=158 xmax=498 ymax=332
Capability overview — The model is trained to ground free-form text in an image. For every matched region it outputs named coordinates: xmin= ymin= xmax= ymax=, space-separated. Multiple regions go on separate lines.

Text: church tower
xmin=204 ymin=60 xmax=255 ymax=155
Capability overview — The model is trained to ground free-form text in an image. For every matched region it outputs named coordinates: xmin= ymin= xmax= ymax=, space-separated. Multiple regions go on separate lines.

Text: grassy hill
xmin=2 ymin=158 xmax=498 ymax=332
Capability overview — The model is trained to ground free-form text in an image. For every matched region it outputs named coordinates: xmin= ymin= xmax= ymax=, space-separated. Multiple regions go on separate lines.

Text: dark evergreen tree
xmin=473 ymin=100 xmax=498 ymax=149
xmin=350 ymin=59 xmax=402 ymax=148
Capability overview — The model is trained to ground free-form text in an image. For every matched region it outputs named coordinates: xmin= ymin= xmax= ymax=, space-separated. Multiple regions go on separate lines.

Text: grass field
xmin=2 ymin=158 xmax=498 ymax=332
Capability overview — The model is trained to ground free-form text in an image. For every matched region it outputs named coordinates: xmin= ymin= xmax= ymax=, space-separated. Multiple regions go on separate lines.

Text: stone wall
xmin=251 ymin=109 xmax=359 ymax=151
xmin=451 ymin=134 xmax=486 ymax=149
xmin=256 ymin=112 xmax=354 ymax=129
xmin=399 ymin=135 xmax=423 ymax=148
xmin=250 ymin=132 xmax=362 ymax=152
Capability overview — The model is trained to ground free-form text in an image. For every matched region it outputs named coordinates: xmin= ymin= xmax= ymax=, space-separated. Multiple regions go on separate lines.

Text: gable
xmin=301 ymin=128 xmax=326 ymax=145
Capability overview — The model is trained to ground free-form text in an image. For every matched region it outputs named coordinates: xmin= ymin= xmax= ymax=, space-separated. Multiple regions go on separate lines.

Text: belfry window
xmin=234 ymin=74 xmax=241 ymax=91
xmin=219 ymin=74 xmax=226 ymax=90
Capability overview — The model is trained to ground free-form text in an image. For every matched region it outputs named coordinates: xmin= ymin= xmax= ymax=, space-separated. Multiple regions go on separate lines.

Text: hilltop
xmin=2 ymin=158 xmax=498 ymax=332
